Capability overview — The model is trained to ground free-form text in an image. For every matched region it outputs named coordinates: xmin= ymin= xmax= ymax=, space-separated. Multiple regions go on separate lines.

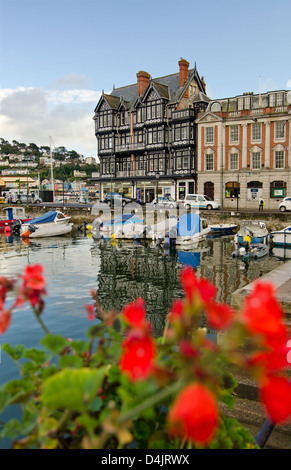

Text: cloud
xmin=0 ymin=86 xmax=102 ymax=156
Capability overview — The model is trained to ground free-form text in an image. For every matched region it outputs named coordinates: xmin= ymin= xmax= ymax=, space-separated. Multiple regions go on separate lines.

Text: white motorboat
xmin=162 ymin=213 xmax=211 ymax=249
xmin=270 ymin=225 xmax=291 ymax=247
xmin=20 ymin=211 xmax=73 ymax=238
xmin=235 ymin=220 xmax=269 ymax=245
xmin=93 ymin=213 xmax=146 ymax=239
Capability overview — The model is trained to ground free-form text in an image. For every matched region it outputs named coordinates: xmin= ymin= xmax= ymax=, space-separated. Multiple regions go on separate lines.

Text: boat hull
xmin=270 ymin=226 xmax=291 ymax=246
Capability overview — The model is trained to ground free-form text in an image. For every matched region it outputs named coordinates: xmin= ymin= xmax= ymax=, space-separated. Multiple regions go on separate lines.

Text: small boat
xmin=144 ymin=215 xmax=179 ymax=241
xmin=0 ymin=206 xmax=32 ymax=231
xmin=235 ymin=220 xmax=269 ymax=245
xmin=231 ymin=243 xmax=269 ymax=259
xmin=162 ymin=213 xmax=211 ymax=249
xmin=20 ymin=211 xmax=73 ymax=238
xmin=94 ymin=213 xmax=145 ymax=239
xmin=209 ymin=223 xmax=238 ymax=235
xmin=270 ymin=225 xmax=291 ymax=247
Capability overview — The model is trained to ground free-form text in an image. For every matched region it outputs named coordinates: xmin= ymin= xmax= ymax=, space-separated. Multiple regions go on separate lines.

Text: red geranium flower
xmin=241 ymin=280 xmax=285 ymax=343
xmin=168 ymin=382 xmax=219 ymax=445
xmin=122 ymin=297 xmax=146 ymax=328
xmin=180 ymin=267 xmax=216 ymax=303
xmin=85 ymin=304 xmax=95 ymax=321
xmin=206 ymin=301 xmax=235 ymax=330
xmin=259 ymin=374 xmax=291 ymax=424
xmin=120 ymin=329 xmax=156 ymax=381
xmin=168 ymin=299 xmax=184 ymax=322
xmin=0 ymin=310 xmax=11 ymax=334
xmin=20 ymin=264 xmax=46 ymax=310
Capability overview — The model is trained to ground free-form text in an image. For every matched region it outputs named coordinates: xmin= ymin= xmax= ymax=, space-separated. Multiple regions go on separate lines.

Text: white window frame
xmin=252 ymin=123 xmax=261 ymax=142
xmin=275 ymin=150 xmax=285 ymax=169
xmin=230 ymin=125 xmax=239 ymax=143
xmin=275 ymin=121 xmax=285 ymax=140
xmin=229 ymin=153 xmax=239 ymax=170
xmin=205 ymin=127 xmax=214 ymax=144
xmin=251 ymin=152 xmax=261 ymax=170
xmin=205 ymin=153 xmax=214 ymax=171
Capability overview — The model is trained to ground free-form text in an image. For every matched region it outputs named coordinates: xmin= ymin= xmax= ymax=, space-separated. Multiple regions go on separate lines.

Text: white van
xmin=182 ymin=194 xmax=221 ymax=210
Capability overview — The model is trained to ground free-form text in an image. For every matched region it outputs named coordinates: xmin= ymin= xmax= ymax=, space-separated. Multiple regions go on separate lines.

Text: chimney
xmin=179 ymin=58 xmax=190 ymax=88
xmin=137 ymin=71 xmax=151 ymax=97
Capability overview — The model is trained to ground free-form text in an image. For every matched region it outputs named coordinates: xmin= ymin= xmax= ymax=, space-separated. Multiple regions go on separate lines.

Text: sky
xmin=0 ymin=0 xmax=290 ymax=158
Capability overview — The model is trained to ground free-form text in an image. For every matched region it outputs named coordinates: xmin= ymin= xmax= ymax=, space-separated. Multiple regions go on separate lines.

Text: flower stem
xmin=32 ymin=307 xmax=50 ymax=335
xmin=117 ymin=379 xmax=185 ymax=424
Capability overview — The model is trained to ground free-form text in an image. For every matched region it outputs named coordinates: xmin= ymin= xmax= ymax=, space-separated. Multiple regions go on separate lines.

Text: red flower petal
xmin=122 ymin=297 xmax=146 ymax=328
xmin=206 ymin=301 xmax=235 ymax=330
xmin=0 ymin=310 xmax=11 ymax=334
xmin=180 ymin=267 xmax=216 ymax=303
xmin=168 ymin=383 xmax=219 ymax=445
xmin=260 ymin=375 xmax=291 ymax=424
xmin=168 ymin=299 xmax=184 ymax=322
xmin=120 ymin=331 xmax=155 ymax=381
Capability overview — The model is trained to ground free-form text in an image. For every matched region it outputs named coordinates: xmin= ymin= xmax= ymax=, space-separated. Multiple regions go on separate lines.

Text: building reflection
xmin=91 ymin=235 xmax=284 ymax=336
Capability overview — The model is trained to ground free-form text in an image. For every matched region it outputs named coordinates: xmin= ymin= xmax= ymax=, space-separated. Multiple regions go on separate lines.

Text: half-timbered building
xmin=92 ymin=59 xmax=210 ymax=202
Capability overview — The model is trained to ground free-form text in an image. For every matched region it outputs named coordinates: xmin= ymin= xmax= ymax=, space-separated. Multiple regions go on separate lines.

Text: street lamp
xmin=237 ymin=173 xmax=240 ymax=211
xmin=155 ymin=173 xmax=160 ymax=202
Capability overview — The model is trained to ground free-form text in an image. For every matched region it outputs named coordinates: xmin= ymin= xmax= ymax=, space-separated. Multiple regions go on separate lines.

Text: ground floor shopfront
xmin=98 ymin=168 xmax=291 ymax=210
xmin=100 ymin=177 xmax=196 ymax=203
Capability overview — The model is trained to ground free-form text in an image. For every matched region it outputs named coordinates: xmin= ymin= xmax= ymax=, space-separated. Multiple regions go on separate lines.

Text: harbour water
xmin=0 ymin=229 xmax=288 ymax=447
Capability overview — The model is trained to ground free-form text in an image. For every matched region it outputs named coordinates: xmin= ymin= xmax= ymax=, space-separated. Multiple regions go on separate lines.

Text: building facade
xmin=196 ymin=90 xmax=291 ymax=210
xmin=92 ymin=60 xmax=291 ymax=208
xmin=92 ymin=59 xmax=210 ymax=202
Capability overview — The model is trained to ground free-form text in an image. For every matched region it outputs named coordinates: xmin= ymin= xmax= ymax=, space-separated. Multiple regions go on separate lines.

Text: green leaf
xmin=2 ymin=344 xmax=25 ymax=361
xmin=40 ymin=334 xmax=69 ymax=354
xmin=0 ymin=390 xmax=11 ymax=414
xmin=59 ymin=355 xmax=83 ymax=368
xmin=24 ymin=348 xmax=48 ymax=365
xmin=4 ymin=379 xmax=35 ymax=404
xmin=41 ymin=367 xmax=107 ymax=413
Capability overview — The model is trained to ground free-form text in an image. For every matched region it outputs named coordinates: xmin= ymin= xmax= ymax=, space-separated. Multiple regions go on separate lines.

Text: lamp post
xmin=237 ymin=172 xmax=240 ymax=211
xmin=155 ymin=173 xmax=160 ymax=202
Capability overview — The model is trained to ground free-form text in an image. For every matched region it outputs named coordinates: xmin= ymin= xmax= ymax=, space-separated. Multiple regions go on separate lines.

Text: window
xmin=173 ymin=123 xmax=189 ymax=141
xmin=252 ymin=123 xmax=261 ymax=141
xmin=225 ymin=181 xmax=240 ymax=198
xmin=205 ymin=153 xmax=214 ymax=171
xmin=275 ymin=151 xmax=284 ymax=169
xmin=275 ymin=122 xmax=285 ymax=140
xmin=230 ymin=126 xmax=239 ymax=142
xmin=252 ymin=152 xmax=261 ymax=170
xmin=230 ymin=153 xmax=239 ymax=170
xmin=270 ymin=180 xmax=286 ymax=198
xmin=205 ymin=127 xmax=214 ymax=144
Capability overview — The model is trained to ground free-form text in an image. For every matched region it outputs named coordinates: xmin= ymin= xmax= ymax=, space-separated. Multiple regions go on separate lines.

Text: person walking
xmin=259 ymin=197 xmax=264 ymax=212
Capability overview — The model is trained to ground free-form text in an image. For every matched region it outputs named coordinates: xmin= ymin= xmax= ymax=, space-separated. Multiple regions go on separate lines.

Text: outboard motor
xmin=11 ymin=220 xmax=22 ymax=236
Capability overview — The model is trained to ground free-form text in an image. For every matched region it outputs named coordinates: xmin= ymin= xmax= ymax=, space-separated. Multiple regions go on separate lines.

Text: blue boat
xmin=235 ymin=220 xmax=269 ymax=245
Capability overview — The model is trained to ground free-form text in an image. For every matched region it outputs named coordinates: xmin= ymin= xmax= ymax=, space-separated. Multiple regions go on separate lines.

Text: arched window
xmin=247 ymin=181 xmax=263 ymax=201
xmin=204 ymin=182 xmax=214 ymax=200
xmin=225 ymin=181 xmax=240 ymax=198
xmin=270 ymin=180 xmax=286 ymax=198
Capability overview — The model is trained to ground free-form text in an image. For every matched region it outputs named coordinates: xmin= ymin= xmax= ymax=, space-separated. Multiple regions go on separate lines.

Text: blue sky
xmin=0 ymin=0 xmax=290 ymax=157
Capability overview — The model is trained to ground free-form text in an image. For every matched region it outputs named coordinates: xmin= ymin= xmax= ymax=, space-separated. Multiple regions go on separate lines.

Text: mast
xmin=49 ymin=136 xmax=54 ymax=201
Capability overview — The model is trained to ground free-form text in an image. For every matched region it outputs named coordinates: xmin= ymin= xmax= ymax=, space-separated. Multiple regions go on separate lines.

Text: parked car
xmin=103 ymin=192 xmax=135 ymax=207
xmin=151 ymin=196 xmax=177 ymax=209
xmin=6 ymin=193 xmax=43 ymax=204
xmin=279 ymin=197 xmax=291 ymax=212
xmin=182 ymin=194 xmax=221 ymax=210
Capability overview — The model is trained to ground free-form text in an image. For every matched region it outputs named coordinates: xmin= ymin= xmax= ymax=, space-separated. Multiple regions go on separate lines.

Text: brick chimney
xmin=179 ymin=58 xmax=190 ymax=88
xmin=137 ymin=71 xmax=151 ymax=97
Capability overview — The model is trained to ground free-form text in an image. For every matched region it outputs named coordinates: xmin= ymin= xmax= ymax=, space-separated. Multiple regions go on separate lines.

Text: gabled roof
xmin=94 ymin=93 xmax=130 ymax=113
xmin=109 ymin=66 xmax=210 ymax=110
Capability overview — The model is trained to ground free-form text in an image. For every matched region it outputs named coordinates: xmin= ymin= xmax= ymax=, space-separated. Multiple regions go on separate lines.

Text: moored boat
xmin=20 ymin=211 xmax=73 ymax=238
xmin=270 ymin=225 xmax=291 ymax=247
xmin=209 ymin=223 xmax=238 ymax=235
xmin=235 ymin=220 xmax=269 ymax=245
xmin=232 ymin=243 xmax=269 ymax=259
xmin=0 ymin=206 xmax=32 ymax=231
xmin=162 ymin=213 xmax=211 ymax=249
